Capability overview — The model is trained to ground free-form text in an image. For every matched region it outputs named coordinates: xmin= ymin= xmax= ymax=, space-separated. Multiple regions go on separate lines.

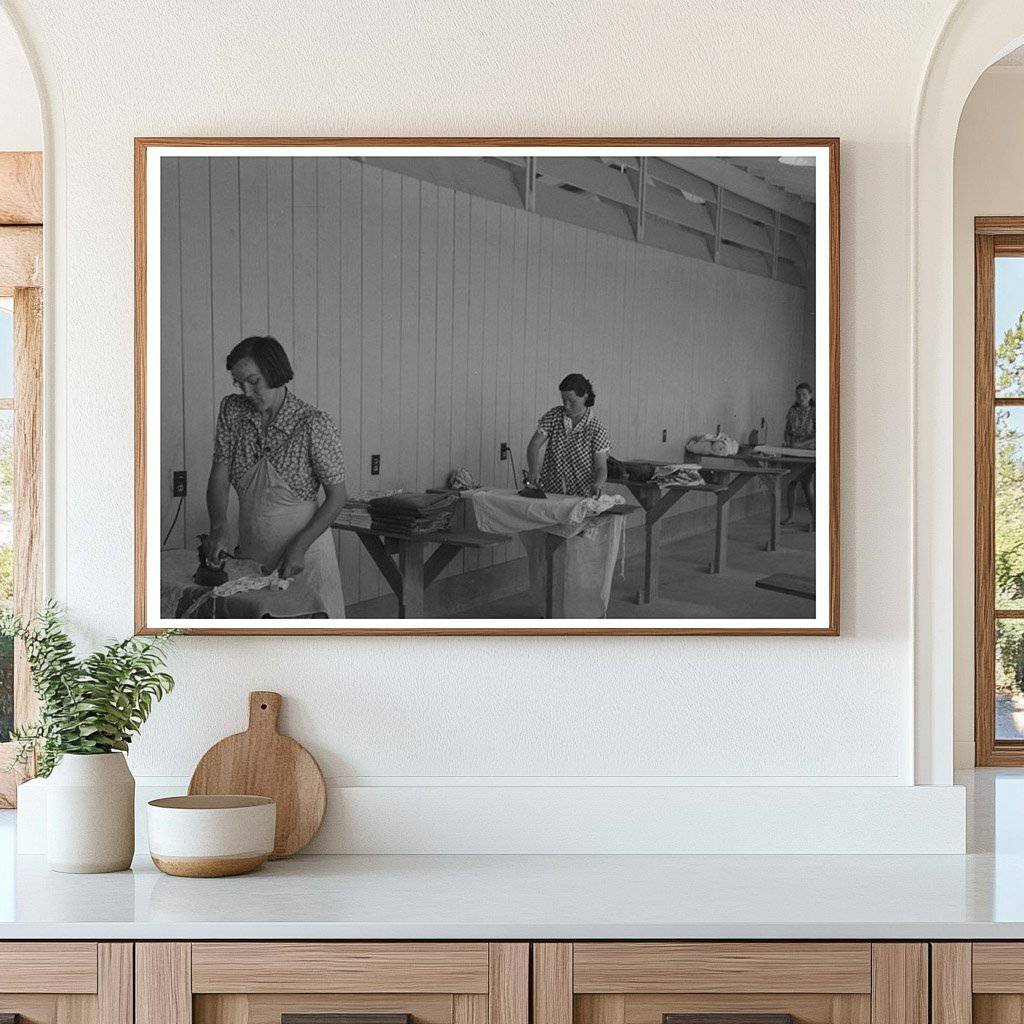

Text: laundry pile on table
xmin=335 ymin=488 xmax=405 ymax=529
xmin=686 ymin=432 xmax=740 ymax=457
xmin=334 ymin=501 xmax=373 ymax=529
xmin=368 ymin=492 xmax=458 ymax=535
xmin=649 ymin=464 xmax=705 ymax=486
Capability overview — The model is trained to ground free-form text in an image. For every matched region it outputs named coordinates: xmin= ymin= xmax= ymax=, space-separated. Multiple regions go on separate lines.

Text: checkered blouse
xmin=536 ymin=406 xmax=611 ymax=496
xmin=213 ymin=390 xmax=346 ymax=501
xmin=784 ymin=403 xmax=815 ymax=446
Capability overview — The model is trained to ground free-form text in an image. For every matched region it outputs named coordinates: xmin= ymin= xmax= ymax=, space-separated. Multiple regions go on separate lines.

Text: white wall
xmin=0 ymin=7 xmax=39 ymax=151
xmin=952 ymin=67 xmax=1024 ymax=767
xmin=2 ymin=0 xmax=971 ymax=851
xmin=160 ymin=155 xmax=806 ymax=605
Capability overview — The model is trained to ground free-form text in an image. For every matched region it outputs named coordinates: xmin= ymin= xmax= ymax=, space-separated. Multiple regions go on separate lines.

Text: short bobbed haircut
xmin=559 ymin=372 xmax=596 ymax=407
xmin=226 ymin=336 xmax=294 ymax=388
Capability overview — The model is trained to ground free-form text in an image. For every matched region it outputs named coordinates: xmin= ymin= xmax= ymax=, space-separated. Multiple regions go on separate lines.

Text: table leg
xmin=399 ymin=542 xmax=426 ymax=619
xmin=544 ymin=534 xmax=567 ymax=618
xmin=713 ymin=494 xmax=729 ymax=573
xmin=639 ymin=517 xmax=661 ymax=605
xmin=768 ymin=475 xmax=782 ymax=552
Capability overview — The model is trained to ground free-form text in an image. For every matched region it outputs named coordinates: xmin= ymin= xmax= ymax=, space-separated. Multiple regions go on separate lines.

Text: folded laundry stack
xmin=334 ymin=500 xmax=373 ymax=529
xmin=368 ymin=492 xmax=458 ymax=535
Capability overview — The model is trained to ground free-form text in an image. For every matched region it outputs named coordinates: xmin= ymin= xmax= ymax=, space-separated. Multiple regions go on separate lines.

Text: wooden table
xmin=611 ymin=459 xmax=787 ymax=605
xmin=331 ymin=522 xmax=511 ymax=618
xmin=609 ymin=473 xmax=726 ymax=604
xmin=696 ymin=456 xmax=791 ymax=557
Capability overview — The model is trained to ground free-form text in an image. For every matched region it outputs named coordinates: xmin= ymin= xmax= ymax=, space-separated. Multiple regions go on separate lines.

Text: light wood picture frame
xmin=135 ymin=137 xmax=840 ymax=636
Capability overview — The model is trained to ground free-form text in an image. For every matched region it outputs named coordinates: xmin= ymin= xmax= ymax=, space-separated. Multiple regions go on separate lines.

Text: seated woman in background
xmin=525 ymin=372 xmax=610 ymax=497
xmin=202 ymin=335 xmax=348 ymax=617
xmin=782 ymin=380 xmax=815 ymax=529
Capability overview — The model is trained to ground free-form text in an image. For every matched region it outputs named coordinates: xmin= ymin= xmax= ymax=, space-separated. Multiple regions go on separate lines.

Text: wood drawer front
xmin=572 ymin=944 xmax=872 ymax=995
xmin=973 ymin=943 xmax=1024 ymax=992
xmin=0 ymin=942 xmax=98 ymax=993
xmin=190 ymin=943 xmax=492 ymax=994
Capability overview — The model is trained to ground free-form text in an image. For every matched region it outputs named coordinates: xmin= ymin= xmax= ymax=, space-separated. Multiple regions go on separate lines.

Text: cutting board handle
xmin=248 ymin=691 xmax=282 ymax=734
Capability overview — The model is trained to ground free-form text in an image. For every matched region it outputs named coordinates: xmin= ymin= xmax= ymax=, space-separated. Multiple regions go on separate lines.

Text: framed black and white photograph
xmin=135 ymin=138 xmax=838 ymax=635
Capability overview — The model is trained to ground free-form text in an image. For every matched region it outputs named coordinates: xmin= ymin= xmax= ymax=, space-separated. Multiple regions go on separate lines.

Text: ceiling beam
xmin=661 ymin=156 xmax=813 ymax=225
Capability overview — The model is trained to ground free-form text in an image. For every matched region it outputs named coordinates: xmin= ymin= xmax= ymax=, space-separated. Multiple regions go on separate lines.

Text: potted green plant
xmin=3 ymin=603 xmax=175 ymax=873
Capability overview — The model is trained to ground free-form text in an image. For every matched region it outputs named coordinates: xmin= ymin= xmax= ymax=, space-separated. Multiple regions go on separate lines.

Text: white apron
xmin=235 ymin=454 xmax=346 ymax=619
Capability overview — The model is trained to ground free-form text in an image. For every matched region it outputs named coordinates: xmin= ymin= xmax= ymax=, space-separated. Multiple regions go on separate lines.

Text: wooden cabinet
xmin=931 ymin=942 xmax=1024 ymax=1024
xmin=0 ymin=943 xmax=131 ymax=1024
xmin=534 ymin=943 xmax=928 ymax=1024
xmin=135 ymin=944 xmax=528 ymax=1024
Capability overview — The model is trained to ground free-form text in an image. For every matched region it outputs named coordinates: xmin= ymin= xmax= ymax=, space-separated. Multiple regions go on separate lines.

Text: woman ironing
xmin=524 ymin=373 xmax=610 ymax=497
xmin=201 ymin=336 xmax=348 ymax=617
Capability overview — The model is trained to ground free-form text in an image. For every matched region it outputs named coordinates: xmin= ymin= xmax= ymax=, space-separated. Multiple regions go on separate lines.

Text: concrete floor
xmin=451 ymin=505 xmax=817 ymax=619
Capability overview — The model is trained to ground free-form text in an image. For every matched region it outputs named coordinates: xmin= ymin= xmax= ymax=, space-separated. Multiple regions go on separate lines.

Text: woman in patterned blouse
xmin=782 ymin=381 xmax=815 ymax=529
xmin=524 ymin=373 xmax=610 ymax=497
xmin=201 ymin=336 xmax=348 ymax=618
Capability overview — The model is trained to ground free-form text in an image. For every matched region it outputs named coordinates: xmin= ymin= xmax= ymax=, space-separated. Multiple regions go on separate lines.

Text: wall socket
xmin=371 ymin=454 xmax=381 ymax=475
xmin=661 ymin=429 xmax=667 ymax=443
xmin=172 ymin=470 xmax=187 ymax=497
xmin=500 ymin=442 xmax=509 ymax=461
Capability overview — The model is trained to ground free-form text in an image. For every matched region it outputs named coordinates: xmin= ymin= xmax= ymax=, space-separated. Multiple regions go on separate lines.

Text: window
xmin=975 ymin=221 xmax=1024 ymax=764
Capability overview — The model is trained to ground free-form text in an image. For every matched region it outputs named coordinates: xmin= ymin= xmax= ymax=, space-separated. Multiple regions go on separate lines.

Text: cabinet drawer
xmin=139 ymin=943 xmax=528 ymax=1024
xmin=0 ymin=941 xmax=98 ymax=993
xmin=191 ymin=943 xmax=490 ymax=993
xmin=572 ymin=943 xmax=871 ymax=994
xmin=535 ymin=943 xmax=925 ymax=1024
xmin=0 ymin=943 xmax=130 ymax=1024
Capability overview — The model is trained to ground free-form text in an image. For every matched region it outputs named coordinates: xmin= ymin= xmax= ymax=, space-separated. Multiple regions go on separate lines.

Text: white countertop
xmin=1 ymin=769 xmax=1021 ymax=941
xmin=1 ymin=842 xmax=1023 ymax=940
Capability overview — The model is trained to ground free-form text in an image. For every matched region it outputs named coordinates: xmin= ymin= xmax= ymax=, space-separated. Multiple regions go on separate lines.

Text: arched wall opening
xmin=914 ymin=0 xmax=1024 ymax=784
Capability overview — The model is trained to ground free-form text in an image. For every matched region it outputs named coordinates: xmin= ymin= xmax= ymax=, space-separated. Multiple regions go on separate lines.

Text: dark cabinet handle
xmin=664 ymin=1016 xmax=795 ymax=1024
xmin=283 ymin=1016 xmax=411 ymax=1024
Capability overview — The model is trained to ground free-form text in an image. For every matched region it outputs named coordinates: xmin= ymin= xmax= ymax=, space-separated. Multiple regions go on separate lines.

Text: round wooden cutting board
xmin=188 ymin=691 xmax=326 ymax=859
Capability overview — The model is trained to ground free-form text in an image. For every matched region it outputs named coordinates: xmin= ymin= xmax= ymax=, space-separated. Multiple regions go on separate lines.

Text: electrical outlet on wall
xmin=172 ymin=470 xmax=187 ymax=497
xmin=661 ymin=429 xmax=667 ymax=443
xmin=500 ymin=442 xmax=509 ymax=461
xmin=371 ymin=454 xmax=381 ymax=475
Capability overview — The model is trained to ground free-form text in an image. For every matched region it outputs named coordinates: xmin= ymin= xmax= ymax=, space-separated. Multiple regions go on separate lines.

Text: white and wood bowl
xmin=147 ymin=795 xmax=276 ymax=877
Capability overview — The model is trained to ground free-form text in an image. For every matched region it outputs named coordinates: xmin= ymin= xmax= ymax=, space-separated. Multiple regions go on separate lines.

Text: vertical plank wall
xmin=160 ymin=156 xmax=809 ymax=606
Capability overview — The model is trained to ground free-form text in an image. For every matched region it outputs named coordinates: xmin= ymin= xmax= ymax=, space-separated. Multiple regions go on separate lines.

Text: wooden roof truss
xmin=358 ymin=153 xmax=814 ymax=289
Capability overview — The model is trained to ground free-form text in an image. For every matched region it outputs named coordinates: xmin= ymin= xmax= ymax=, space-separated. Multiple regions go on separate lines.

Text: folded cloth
xmin=686 ymin=433 xmax=739 ymax=457
xmin=752 ymin=445 xmax=815 ymax=459
xmin=369 ymin=492 xmax=457 ymax=515
xmin=370 ymin=512 xmax=453 ymax=535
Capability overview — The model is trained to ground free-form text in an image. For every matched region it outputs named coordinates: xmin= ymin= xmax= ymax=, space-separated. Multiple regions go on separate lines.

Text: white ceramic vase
xmin=46 ymin=752 xmax=135 ymax=873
